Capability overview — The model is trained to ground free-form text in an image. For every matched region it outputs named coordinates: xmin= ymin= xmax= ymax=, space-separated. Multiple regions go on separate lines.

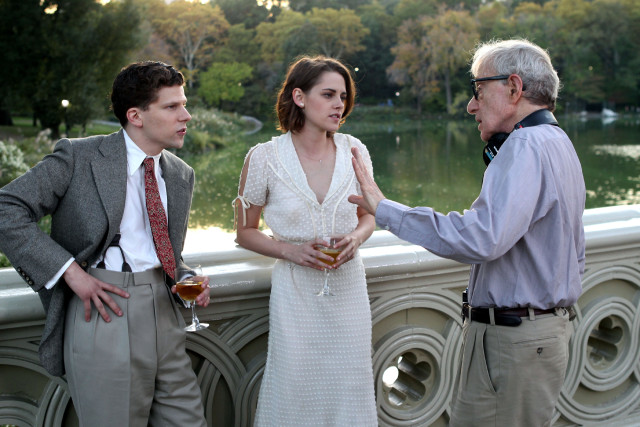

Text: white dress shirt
xmin=376 ymin=124 xmax=586 ymax=309
xmin=45 ymin=129 xmax=167 ymax=288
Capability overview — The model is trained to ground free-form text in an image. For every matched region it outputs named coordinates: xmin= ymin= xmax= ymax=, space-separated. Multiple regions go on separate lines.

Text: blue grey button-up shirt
xmin=376 ymin=124 xmax=586 ymax=309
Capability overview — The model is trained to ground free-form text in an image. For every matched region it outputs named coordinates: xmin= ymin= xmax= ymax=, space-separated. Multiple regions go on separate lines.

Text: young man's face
xmin=132 ymin=85 xmax=191 ymax=155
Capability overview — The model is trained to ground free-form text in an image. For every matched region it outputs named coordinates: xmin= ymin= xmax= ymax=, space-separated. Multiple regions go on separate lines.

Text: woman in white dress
xmin=234 ymin=56 xmax=378 ymax=426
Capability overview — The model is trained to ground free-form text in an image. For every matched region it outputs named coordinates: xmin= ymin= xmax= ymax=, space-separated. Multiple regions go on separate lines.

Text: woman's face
xmin=296 ymin=71 xmax=347 ymax=134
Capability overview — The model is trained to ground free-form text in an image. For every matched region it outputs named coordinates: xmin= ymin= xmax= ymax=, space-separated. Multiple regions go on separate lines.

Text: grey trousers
xmin=449 ymin=308 xmax=572 ymax=427
xmin=63 ymin=267 xmax=207 ymax=427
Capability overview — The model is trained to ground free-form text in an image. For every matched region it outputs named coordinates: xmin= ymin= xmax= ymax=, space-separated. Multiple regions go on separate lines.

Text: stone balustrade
xmin=1 ymin=205 xmax=639 ymax=426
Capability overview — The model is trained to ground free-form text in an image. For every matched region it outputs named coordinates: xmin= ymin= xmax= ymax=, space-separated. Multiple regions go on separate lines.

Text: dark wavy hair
xmin=276 ymin=55 xmax=356 ymax=134
xmin=110 ymin=61 xmax=185 ymax=127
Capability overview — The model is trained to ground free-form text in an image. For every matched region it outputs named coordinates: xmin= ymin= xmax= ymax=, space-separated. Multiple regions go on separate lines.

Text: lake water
xmin=183 ymin=114 xmax=640 ymax=244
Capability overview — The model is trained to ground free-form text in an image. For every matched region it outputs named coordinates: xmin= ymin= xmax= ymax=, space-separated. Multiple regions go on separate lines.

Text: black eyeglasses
xmin=470 ymin=75 xmax=510 ymax=100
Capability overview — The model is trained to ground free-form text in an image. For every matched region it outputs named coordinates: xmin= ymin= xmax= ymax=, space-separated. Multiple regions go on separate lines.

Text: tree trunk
xmin=444 ymin=70 xmax=452 ymax=114
xmin=0 ymin=109 xmax=13 ymax=126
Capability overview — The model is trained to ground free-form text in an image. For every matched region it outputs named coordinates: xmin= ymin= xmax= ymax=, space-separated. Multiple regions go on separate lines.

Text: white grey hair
xmin=470 ymin=39 xmax=561 ymax=111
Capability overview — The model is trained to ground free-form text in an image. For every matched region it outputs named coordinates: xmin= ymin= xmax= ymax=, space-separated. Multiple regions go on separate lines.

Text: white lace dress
xmin=235 ymin=132 xmax=378 ymax=426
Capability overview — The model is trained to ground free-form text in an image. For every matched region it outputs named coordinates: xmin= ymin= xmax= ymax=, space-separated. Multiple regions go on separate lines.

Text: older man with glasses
xmin=349 ymin=39 xmax=585 ymax=426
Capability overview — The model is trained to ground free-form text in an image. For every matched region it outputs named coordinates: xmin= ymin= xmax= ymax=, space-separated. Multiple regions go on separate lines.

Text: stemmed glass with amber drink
xmin=314 ymin=236 xmax=343 ymax=296
xmin=175 ymin=265 xmax=209 ymax=332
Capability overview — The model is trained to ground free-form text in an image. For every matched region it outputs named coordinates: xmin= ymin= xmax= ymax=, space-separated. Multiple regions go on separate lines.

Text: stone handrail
xmin=1 ymin=205 xmax=639 ymax=426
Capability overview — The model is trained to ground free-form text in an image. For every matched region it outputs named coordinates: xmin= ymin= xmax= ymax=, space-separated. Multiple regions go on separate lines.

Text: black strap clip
xmin=97 ymin=233 xmax=132 ymax=272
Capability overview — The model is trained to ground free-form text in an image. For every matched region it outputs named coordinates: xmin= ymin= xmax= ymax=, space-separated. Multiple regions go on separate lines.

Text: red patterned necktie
xmin=143 ymin=157 xmax=176 ymax=279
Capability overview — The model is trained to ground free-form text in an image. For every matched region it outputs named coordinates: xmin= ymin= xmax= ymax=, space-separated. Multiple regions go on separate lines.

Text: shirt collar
xmin=123 ymin=129 xmax=162 ymax=176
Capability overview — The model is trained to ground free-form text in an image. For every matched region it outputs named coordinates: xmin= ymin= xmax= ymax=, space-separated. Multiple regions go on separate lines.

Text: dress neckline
xmin=277 ymin=132 xmax=348 ymax=207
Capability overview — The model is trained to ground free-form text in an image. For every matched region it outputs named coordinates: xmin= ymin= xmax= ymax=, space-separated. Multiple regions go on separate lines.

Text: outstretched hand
xmin=347 ymin=146 xmax=386 ymax=215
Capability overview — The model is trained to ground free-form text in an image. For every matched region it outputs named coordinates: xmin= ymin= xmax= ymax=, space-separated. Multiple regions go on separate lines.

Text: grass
xmin=0 ymin=117 xmax=119 ymax=141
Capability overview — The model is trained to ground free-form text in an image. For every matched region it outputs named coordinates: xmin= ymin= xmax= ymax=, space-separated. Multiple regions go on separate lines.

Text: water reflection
xmin=183 ymin=116 xmax=640 ymax=234
xmin=592 ymin=145 xmax=640 ymax=160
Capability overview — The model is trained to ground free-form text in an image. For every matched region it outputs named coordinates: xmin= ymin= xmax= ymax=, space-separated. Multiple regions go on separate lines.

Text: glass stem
xmin=191 ymin=305 xmax=200 ymax=327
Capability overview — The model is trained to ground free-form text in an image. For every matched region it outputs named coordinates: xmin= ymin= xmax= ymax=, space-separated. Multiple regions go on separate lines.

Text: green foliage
xmin=393 ymin=0 xmax=439 ymax=22
xmin=0 ymin=130 xmax=57 ymax=269
xmin=255 ymin=7 xmax=369 ymax=62
xmin=355 ymin=3 xmax=399 ymax=101
xmin=255 ymin=9 xmax=306 ymax=63
xmin=388 ymin=7 xmax=478 ymax=114
xmin=199 ymin=62 xmax=254 ymax=107
xmin=306 ymin=8 xmax=370 ymax=59
xmin=152 ymin=1 xmax=230 ymax=88
xmin=289 ymin=0 xmax=371 ymax=12
xmin=178 ymin=107 xmax=253 ymax=155
xmin=215 ymin=0 xmax=271 ymax=28
xmin=215 ymin=24 xmax=261 ymax=66
xmin=0 ymin=0 xmax=145 ymax=137
xmin=1 ymin=0 xmax=639 ymax=125
xmin=0 ymin=141 xmax=29 ymax=187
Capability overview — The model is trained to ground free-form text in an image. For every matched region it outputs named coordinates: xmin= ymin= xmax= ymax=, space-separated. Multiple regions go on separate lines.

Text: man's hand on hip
xmin=348 ymin=146 xmax=386 ymax=216
xmin=63 ymin=262 xmax=130 ymax=322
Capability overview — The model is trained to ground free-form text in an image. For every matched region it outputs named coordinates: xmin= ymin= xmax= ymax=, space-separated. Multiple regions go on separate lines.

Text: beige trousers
xmin=449 ymin=308 xmax=572 ymax=427
xmin=63 ymin=268 xmax=206 ymax=427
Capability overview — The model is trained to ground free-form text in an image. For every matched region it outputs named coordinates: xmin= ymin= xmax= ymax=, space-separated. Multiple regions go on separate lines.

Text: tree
xmin=129 ymin=0 xmax=179 ymax=66
xmin=579 ymin=0 xmax=639 ymax=106
xmin=388 ymin=8 xmax=478 ymax=114
xmin=255 ymin=7 xmax=369 ymax=63
xmin=393 ymin=0 xmax=439 ymax=23
xmin=354 ymin=3 xmax=399 ymax=102
xmin=551 ymin=0 xmax=640 ymax=109
xmin=288 ymin=0 xmax=370 ymax=13
xmin=198 ymin=62 xmax=253 ymax=107
xmin=0 ymin=0 xmax=144 ymax=136
xmin=255 ymin=9 xmax=306 ymax=64
xmin=475 ymin=1 xmax=509 ymax=40
xmin=426 ymin=9 xmax=479 ymax=114
xmin=215 ymin=24 xmax=261 ymax=66
xmin=153 ymin=1 xmax=229 ymax=88
xmin=306 ymin=8 xmax=370 ymax=59
xmin=388 ymin=18 xmax=433 ymax=114
xmin=215 ymin=0 xmax=271 ymax=29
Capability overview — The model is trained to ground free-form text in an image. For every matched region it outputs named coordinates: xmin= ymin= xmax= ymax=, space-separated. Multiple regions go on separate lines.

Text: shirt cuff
xmin=45 ymin=257 xmax=75 ymax=289
xmin=375 ymin=199 xmax=411 ymax=233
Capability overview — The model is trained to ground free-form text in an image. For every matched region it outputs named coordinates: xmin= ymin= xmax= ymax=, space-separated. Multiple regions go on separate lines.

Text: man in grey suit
xmin=0 ymin=61 xmax=210 ymax=426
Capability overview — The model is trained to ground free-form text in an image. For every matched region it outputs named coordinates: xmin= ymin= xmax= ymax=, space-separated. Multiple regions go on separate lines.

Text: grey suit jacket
xmin=0 ymin=130 xmax=195 ymax=376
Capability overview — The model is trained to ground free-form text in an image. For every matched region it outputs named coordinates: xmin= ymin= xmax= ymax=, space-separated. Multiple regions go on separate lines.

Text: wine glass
xmin=314 ymin=236 xmax=343 ymax=296
xmin=175 ymin=265 xmax=209 ymax=332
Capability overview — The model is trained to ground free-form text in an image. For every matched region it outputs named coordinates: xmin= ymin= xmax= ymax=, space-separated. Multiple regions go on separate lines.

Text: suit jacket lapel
xmin=91 ymin=130 xmax=127 ymax=254
xmin=160 ymin=153 xmax=191 ymax=256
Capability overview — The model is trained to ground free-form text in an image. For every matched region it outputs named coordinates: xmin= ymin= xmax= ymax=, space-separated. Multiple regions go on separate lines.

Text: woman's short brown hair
xmin=276 ymin=55 xmax=356 ymax=133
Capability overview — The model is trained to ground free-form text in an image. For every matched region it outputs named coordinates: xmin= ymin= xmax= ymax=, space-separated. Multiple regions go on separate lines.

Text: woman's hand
xmin=331 ymin=233 xmax=362 ymax=269
xmin=282 ymin=239 xmax=334 ymax=271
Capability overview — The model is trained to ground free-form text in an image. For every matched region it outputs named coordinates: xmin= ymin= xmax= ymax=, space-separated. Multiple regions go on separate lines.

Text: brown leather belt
xmin=462 ymin=303 xmax=557 ymax=327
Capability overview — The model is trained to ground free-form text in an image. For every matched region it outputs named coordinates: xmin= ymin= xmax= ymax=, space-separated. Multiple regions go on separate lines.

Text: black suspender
xmin=96 ymin=233 xmax=132 ymax=272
